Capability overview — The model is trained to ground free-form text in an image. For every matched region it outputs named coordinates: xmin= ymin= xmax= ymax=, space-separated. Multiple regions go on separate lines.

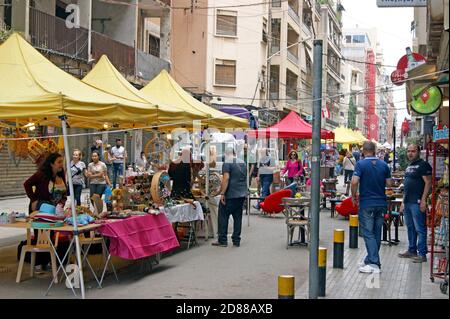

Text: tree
xmin=347 ymin=96 xmax=356 ymax=129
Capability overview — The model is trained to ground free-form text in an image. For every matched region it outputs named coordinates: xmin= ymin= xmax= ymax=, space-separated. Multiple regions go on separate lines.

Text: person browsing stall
xmin=398 ymin=144 xmax=432 ymax=263
xmin=87 ymin=151 xmax=111 ymax=200
xmin=70 ymin=149 xmax=87 ymax=206
xmin=281 ymin=150 xmax=303 ymax=184
xmin=111 ymin=138 xmax=126 ymax=189
xmin=168 ymin=147 xmax=195 ymax=200
xmin=212 ymin=147 xmax=248 ymax=247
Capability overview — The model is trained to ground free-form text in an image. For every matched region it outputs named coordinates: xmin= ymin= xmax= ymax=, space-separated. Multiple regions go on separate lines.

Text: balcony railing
xmin=288 ymin=6 xmax=301 ymax=26
xmin=91 ymin=31 xmax=135 ymax=77
xmin=29 ymin=7 xmax=89 ymax=61
xmin=287 ymin=50 xmax=299 ymax=65
xmin=302 ymin=22 xmax=312 ymax=37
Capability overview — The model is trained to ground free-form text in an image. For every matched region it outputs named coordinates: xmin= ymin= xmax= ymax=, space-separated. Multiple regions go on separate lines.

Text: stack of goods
xmin=8 ymin=129 xmax=29 ymax=159
xmin=27 ymin=138 xmax=59 ymax=164
xmin=30 ymin=203 xmax=65 ymax=227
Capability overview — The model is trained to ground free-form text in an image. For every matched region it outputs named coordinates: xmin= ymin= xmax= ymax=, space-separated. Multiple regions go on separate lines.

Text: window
xmin=270 ymin=65 xmax=280 ymax=99
xmin=345 ymin=35 xmax=351 ymax=43
xmin=352 ymin=35 xmax=365 ymax=43
xmin=271 ymin=19 xmax=281 ymax=54
xmin=272 ymin=0 xmax=282 ymax=7
xmin=262 ymin=18 xmax=268 ymax=43
xmin=215 ymin=59 xmax=236 ymax=86
xmin=148 ymin=34 xmax=160 ymax=58
xmin=216 ymin=10 xmax=237 ymax=37
xmin=3 ymin=0 xmax=12 ymax=28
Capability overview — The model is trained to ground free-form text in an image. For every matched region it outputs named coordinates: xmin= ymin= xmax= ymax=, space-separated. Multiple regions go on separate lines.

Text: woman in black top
xmin=168 ymin=148 xmax=194 ymax=199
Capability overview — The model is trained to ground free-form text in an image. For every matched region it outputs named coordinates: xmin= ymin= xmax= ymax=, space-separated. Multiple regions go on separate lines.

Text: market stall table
xmin=0 ymin=221 xmax=103 ymax=297
xmin=163 ymin=201 xmax=204 ymax=249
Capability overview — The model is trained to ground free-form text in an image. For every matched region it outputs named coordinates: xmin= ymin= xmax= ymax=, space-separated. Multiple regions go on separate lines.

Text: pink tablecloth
xmin=98 ymin=214 xmax=179 ymax=260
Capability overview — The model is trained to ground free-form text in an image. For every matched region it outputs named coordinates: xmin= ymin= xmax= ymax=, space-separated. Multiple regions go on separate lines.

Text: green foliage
xmin=347 ymin=96 xmax=356 ymax=130
xmin=397 ymin=147 xmax=408 ymax=170
xmin=0 ymin=26 xmax=12 ymax=44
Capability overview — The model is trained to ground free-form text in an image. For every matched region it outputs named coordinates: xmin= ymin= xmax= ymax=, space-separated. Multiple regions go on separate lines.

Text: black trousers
xmin=218 ymin=197 xmax=246 ymax=245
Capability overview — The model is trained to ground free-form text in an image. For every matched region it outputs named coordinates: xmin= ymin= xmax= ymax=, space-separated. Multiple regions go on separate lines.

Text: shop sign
xmin=377 ymin=0 xmax=427 ymax=7
xmin=433 ymin=125 xmax=449 ymax=143
xmin=410 ymin=86 xmax=443 ymax=115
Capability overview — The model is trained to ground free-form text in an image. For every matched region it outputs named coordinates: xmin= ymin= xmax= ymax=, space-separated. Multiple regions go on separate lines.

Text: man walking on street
xmin=212 ymin=147 xmax=248 ymax=247
xmin=398 ymin=144 xmax=432 ymax=263
xmin=111 ymin=138 xmax=126 ymax=189
xmin=351 ymin=141 xmax=392 ymax=274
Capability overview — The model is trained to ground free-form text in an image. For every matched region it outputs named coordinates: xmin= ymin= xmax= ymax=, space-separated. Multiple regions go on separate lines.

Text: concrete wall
xmin=92 ymin=0 xmax=137 ymax=47
xmin=137 ymin=49 xmax=170 ymax=81
xmin=171 ymin=0 xmax=208 ymax=94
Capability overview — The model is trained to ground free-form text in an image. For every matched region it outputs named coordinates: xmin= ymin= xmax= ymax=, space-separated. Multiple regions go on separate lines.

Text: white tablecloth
xmin=163 ymin=201 xmax=204 ymax=223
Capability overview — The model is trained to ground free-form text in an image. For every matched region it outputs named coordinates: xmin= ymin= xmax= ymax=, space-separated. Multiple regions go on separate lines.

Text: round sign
xmin=409 ymin=86 xmax=443 ymax=115
xmin=391 ymin=69 xmax=406 ymax=86
xmin=396 ymin=53 xmax=426 ymax=70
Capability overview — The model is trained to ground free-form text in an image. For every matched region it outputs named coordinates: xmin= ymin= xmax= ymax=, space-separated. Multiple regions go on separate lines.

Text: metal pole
xmin=60 ymin=116 xmax=85 ymax=299
xmin=123 ymin=131 xmax=128 ymax=187
xmin=309 ymin=39 xmax=323 ymax=299
xmin=393 ymin=124 xmax=396 ymax=172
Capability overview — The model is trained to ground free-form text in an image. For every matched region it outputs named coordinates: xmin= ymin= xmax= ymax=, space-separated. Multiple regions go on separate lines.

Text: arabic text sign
xmin=377 ymin=0 xmax=427 ymax=7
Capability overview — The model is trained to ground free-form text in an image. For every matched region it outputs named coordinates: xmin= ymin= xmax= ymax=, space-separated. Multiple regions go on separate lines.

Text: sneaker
xmin=359 ymin=264 xmax=374 ymax=273
xmin=411 ymin=255 xmax=427 ymax=263
xmin=211 ymin=242 xmax=227 ymax=247
xmin=398 ymin=251 xmax=417 ymax=258
xmin=358 ymin=259 xmax=367 ymax=267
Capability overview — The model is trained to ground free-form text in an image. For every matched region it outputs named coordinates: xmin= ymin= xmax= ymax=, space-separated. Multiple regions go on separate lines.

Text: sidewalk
xmin=295 ymin=175 xmax=448 ymax=299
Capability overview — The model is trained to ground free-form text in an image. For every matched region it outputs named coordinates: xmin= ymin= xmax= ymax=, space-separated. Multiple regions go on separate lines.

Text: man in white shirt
xmin=111 ymin=138 xmax=126 ymax=188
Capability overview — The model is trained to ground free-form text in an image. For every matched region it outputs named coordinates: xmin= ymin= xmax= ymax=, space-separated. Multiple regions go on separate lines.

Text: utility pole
xmin=266 ymin=1 xmax=272 ymax=111
xmin=309 ymin=39 xmax=323 ymax=299
xmin=393 ymin=123 xmax=396 ymax=172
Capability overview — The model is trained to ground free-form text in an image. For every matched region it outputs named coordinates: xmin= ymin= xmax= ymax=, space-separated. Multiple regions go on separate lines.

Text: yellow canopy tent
xmin=0 ymin=33 xmax=171 ymax=299
xmin=82 ymin=55 xmax=201 ymax=128
xmin=353 ymin=130 xmax=367 ymax=143
xmin=334 ymin=126 xmax=360 ymax=144
xmin=0 ymin=33 xmax=160 ymax=129
xmin=140 ymin=70 xmax=248 ymax=130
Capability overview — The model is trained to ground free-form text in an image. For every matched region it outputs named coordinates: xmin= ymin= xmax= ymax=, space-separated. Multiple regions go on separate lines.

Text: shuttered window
xmin=215 ymin=59 xmax=236 ymax=86
xmin=216 ymin=10 xmax=237 ymax=36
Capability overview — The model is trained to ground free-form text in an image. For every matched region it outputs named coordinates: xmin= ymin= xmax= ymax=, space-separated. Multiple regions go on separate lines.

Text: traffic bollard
xmin=278 ymin=275 xmax=294 ymax=299
xmin=333 ymin=229 xmax=344 ymax=269
xmin=349 ymin=215 xmax=358 ymax=249
xmin=318 ymin=247 xmax=327 ymax=297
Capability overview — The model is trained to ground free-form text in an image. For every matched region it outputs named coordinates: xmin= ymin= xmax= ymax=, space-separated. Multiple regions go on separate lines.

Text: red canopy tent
xmin=248 ymin=111 xmax=335 ymax=139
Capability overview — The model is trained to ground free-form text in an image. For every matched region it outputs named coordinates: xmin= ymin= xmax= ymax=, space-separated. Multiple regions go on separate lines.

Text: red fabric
xmin=335 ymin=197 xmax=359 ymax=217
xmin=260 ymin=189 xmax=293 ymax=215
xmin=98 ymin=214 xmax=179 ymax=260
xmin=248 ymin=111 xmax=335 ymax=139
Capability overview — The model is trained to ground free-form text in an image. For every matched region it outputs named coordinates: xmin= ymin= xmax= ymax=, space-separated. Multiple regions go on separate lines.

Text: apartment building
xmin=316 ymin=0 xmax=344 ymax=131
xmin=342 ymin=27 xmax=384 ymax=140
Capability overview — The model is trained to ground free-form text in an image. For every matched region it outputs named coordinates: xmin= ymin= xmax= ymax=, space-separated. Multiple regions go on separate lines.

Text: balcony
xmin=91 ymin=31 xmax=135 ymax=78
xmin=29 ymin=7 xmax=89 ymax=61
xmin=288 ymin=5 xmax=301 ymax=26
xmin=287 ymin=50 xmax=299 ymax=65
xmin=302 ymin=22 xmax=312 ymax=37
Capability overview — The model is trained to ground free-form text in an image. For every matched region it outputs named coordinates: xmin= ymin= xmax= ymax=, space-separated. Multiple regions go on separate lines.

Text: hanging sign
xmin=409 ymin=86 xmax=443 ymax=115
xmin=391 ymin=49 xmax=426 ymax=85
xmin=377 ymin=0 xmax=427 ymax=7
xmin=433 ymin=125 xmax=449 ymax=143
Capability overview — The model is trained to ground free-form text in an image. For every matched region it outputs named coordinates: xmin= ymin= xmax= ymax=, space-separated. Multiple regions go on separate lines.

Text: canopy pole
xmin=247 ymin=145 xmax=250 ymax=227
xmin=60 ymin=115 xmax=86 ymax=299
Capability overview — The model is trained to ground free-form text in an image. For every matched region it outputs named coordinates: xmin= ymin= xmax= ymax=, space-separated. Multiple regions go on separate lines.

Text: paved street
xmin=0 ymin=177 xmax=447 ymax=299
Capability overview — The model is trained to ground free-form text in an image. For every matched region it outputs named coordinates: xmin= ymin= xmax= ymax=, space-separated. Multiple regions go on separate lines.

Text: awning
xmin=248 ymin=111 xmax=334 ymax=139
xmin=0 ymin=33 xmax=159 ymax=128
xmin=140 ymin=70 xmax=248 ymax=130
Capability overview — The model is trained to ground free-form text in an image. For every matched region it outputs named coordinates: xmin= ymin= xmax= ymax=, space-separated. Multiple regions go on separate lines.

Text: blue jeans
xmin=403 ymin=202 xmax=427 ymax=257
xmin=112 ymin=163 xmax=123 ymax=189
xmin=218 ymin=197 xmax=245 ymax=245
xmin=359 ymin=206 xmax=386 ymax=267
xmin=258 ymin=174 xmax=273 ymax=207
xmin=73 ymin=184 xmax=83 ymax=206
xmin=106 ymin=163 xmax=113 ymax=183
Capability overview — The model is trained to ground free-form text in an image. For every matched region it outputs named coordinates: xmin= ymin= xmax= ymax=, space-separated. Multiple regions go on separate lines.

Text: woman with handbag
xmin=281 ymin=150 xmax=303 ymax=185
xmin=69 ymin=149 xmax=87 ymax=206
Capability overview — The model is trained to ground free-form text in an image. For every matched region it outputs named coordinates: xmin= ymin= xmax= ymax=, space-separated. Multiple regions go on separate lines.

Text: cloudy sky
xmin=342 ymin=0 xmax=414 ymax=126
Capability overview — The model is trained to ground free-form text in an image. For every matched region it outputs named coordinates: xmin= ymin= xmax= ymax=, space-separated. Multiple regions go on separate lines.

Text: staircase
xmin=0 ymin=148 xmax=37 ymax=198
